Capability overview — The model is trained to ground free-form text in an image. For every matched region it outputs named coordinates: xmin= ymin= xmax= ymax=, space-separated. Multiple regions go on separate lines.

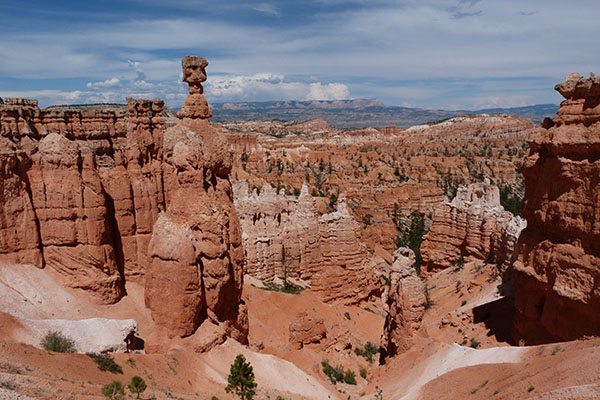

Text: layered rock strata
xmin=0 ymin=56 xmax=247 ymax=344
xmin=506 ymin=73 xmax=600 ymax=343
xmin=234 ymin=181 xmax=380 ymax=304
xmin=421 ymin=183 xmax=526 ymax=272
xmin=380 ymin=247 xmax=425 ymax=361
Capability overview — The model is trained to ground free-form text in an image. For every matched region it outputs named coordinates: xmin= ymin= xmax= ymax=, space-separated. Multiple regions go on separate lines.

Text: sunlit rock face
xmin=421 ymin=182 xmax=525 ymax=273
xmin=0 ymin=57 xmax=248 ymax=345
xmin=505 ymin=73 xmax=600 ymax=344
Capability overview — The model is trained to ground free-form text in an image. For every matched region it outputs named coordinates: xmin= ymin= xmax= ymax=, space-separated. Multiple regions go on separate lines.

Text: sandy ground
xmin=1 ymin=261 xmax=600 ymax=399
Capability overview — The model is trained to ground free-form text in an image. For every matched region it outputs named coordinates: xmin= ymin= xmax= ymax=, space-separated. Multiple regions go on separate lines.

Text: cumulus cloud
xmin=5 ymin=65 xmax=350 ymax=108
xmin=86 ymin=77 xmax=121 ymax=89
xmin=205 ymin=73 xmax=350 ymax=102
xmin=306 ymin=82 xmax=350 ymax=100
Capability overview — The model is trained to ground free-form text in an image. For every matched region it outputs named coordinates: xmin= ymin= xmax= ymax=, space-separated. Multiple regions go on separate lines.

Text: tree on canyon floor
xmin=127 ymin=376 xmax=147 ymax=399
xmin=226 ymin=354 xmax=257 ymax=400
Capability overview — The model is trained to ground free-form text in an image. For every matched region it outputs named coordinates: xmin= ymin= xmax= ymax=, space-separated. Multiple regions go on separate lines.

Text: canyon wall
xmin=421 ymin=182 xmax=526 ymax=272
xmin=506 ymin=73 xmax=600 ymax=343
xmin=234 ymin=181 xmax=381 ymax=304
xmin=0 ymin=57 xmax=247 ymax=343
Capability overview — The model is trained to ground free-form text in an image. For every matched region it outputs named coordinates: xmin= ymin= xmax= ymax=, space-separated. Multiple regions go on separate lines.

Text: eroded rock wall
xmin=234 ymin=181 xmax=380 ymax=304
xmin=421 ymin=182 xmax=526 ymax=272
xmin=0 ymin=58 xmax=247 ymax=344
xmin=506 ymin=73 xmax=600 ymax=343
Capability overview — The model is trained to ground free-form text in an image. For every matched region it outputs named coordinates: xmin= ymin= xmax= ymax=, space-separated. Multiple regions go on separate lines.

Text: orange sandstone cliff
xmin=0 ymin=57 xmax=247 ymax=345
xmin=506 ymin=73 xmax=600 ymax=343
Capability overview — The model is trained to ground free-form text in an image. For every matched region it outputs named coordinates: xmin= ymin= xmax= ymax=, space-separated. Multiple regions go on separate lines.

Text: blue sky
xmin=0 ymin=0 xmax=598 ymax=109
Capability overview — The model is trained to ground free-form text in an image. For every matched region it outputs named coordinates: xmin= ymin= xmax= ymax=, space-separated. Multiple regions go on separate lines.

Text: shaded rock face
xmin=505 ymin=73 xmax=600 ymax=344
xmin=380 ymin=247 xmax=425 ymax=361
xmin=421 ymin=183 xmax=526 ymax=272
xmin=234 ymin=181 xmax=380 ymax=304
xmin=0 ymin=138 xmax=42 ymax=267
xmin=144 ymin=56 xmax=246 ymax=340
xmin=0 ymin=57 xmax=247 ymax=344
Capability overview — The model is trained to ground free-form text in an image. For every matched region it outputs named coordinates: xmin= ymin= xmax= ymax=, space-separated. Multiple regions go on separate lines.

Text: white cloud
xmin=306 ymin=82 xmax=350 ymax=100
xmin=205 ymin=73 xmax=349 ymax=102
xmin=253 ymin=3 xmax=279 ymax=16
xmin=86 ymin=77 xmax=121 ymax=89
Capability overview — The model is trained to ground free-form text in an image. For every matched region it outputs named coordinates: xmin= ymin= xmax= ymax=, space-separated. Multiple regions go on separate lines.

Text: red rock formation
xmin=506 ymin=73 xmax=600 ymax=343
xmin=0 ymin=58 xmax=248 ymax=345
xmin=289 ymin=312 xmax=327 ymax=349
xmin=380 ymin=247 xmax=425 ymax=361
xmin=0 ymin=138 xmax=42 ymax=266
xmin=144 ymin=56 xmax=246 ymax=340
xmin=27 ymin=133 xmax=124 ymax=303
xmin=234 ymin=182 xmax=381 ymax=304
xmin=421 ymin=182 xmax=526 ymax=272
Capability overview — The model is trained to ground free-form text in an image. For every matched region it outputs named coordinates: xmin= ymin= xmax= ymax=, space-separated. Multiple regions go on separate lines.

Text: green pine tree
xmin=127 ymin=376 xmax=147 ymax=399
xmin=225 ymin=354 xmax=257 ymax=400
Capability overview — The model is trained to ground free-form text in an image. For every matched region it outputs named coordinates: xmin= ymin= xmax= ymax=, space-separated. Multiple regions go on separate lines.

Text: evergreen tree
xmin=127 ymin=376 xmax=147 ymax=399
xmin=225 ymin=354 xmax=257 ymax=400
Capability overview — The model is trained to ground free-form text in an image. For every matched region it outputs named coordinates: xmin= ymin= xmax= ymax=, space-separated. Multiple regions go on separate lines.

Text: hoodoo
xmin=506 ymin=73 xmax=600 ymax=343
xmin=144 ymin=56 xmax=247 ymax=341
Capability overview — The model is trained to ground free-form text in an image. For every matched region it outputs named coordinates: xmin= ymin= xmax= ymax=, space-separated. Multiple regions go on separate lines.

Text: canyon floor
xmin=2 ymin=261 xmax=599 ymax=400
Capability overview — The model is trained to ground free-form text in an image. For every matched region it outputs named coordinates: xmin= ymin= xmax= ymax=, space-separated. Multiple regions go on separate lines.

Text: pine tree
xmin=225 ymin=354 xmax=257 ymax=400
xmin=127 ymin=376 xmax=147 ymax=399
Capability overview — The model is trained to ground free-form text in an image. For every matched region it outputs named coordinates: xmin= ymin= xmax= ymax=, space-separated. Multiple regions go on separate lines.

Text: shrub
xmin=321 ymin=360 xmax=344 ymax=384
xmin=453 ymin=255 xmax=465 ymax=270
xmin=321 ymin=360 xmax=356 ymax=385
xmin=359 ymin=366 xmax=368 ymax=379
xmin=127 ymin=376 xmax=147 ymax=399
xmin=470 ymin=338 xmax=480 ymax=349
xmin=362 ymin=213 xmax=373 ymax=226
xmin=102 ymin=380 xmax=125 ymax=400
xmin=261 ymin=281 xmax=304 ymax=295
xmin=394 ymin=210 xmax=426 ymax=274
xmin=41 ymin=331 xmax=76 ymax=353
xmin=354 ymin=342 xmax=380 ymax=363
xmin=344 ymin=370 xmax=357 ymax=385
xmin=87 ymin=353 xmax=123 ymax=374
xmin=500 ymin=184 xmax=523 ymax=217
